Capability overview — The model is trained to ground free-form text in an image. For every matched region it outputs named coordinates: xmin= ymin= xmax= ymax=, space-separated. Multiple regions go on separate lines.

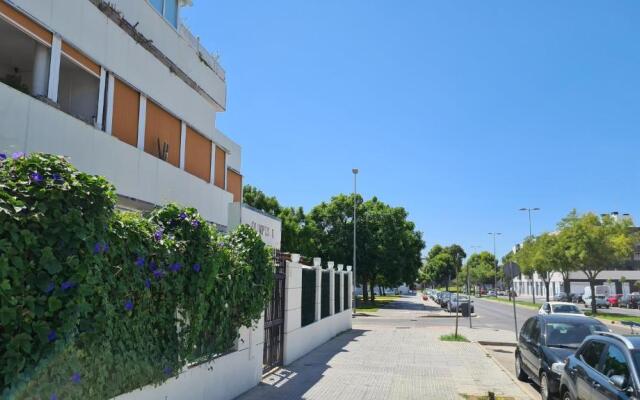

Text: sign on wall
xmin=228 ymin=203 xmax=282 ymax=250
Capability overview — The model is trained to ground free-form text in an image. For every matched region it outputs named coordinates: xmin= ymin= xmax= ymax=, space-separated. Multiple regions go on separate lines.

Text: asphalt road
xmin=472 ymin=297 xmax=538 ymax=335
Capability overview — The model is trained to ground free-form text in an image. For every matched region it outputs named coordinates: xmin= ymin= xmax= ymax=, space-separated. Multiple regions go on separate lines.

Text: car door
xmin=518 ymin=318 xmax=534 ymax=374
xmin=523 ymin=317 xmax=541 ymax=378
xmin=593 ymin=344 xmax=633 ymax=400
xmin=573 ymin=340 xmax=607 ymax=399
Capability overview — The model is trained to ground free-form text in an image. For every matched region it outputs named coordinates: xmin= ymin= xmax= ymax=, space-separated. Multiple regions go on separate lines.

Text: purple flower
xmin=50 ymin=394 xmax=58 ymax=400
xmin=145 ymin=278 xmax=151 ymax=289
xmin=135 ymin=256 xmax=145 ymax=267
xmin=45 ymin=282 xmax=55 ymax=294
xmin=93 ymin=243 xmax=102 ymax=254
xmin=149 ymin=261 xmax=158 ymax=271
xmin=192 ymin=263 xmax=201 ymax=273
xmin=29 ymin=172 xmax=43 ymax=184
xmin=71 ymin=372 xmax=81 ymax=384
xmin=153 ymin=269 xmax=165 ymax=280
xmin=124 ymin=299 xmax=134 ymax=312
xmin=52 ymin=173 xmax=64 ymax=183
xmin=48 ymin=330 xmax=57 ymax=343
xmin=191 ymin=220 xmax=200 ymax=228
xmin=217 ymin=242 xmax=226 ymax=248
xmin=179 ymin=212 xmax=187 ymax=220
xmin=170 ymin=263 xmax=182 ymax=272
xmin=12 ymin=151 xmax=25 ymax=160
xmin=163 ymin=367 xmax=172 ymax=376
xmin=0 ymin=153 xmax=6 ymax=160
xmin=61 ymin=281 xmax=75 ymax=291
xmin=153 ymin=229 xmax=164 ymax=241
xmin=103 ymin=243 xmax=109 ymax=253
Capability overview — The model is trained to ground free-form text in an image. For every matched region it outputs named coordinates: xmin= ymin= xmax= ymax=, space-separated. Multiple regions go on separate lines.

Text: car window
xmin=552 ymin=304 xmax=580 ymax=314
xmin=520 ymin=318 xmax=533 ymax=341
xmin=602 ymin=345 xmax=629 ymax=380
xmin=546 ymin=322 xmax=607 ymax=348
xmin=530 ymin=318 xmax=541 ymax=344
xmin=580 ymin=341 xmax=606 ymax=369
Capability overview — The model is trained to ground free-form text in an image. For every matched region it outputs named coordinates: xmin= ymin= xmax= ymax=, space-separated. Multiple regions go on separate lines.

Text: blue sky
xmin=183 ymin=1 xmax=640 ymax=259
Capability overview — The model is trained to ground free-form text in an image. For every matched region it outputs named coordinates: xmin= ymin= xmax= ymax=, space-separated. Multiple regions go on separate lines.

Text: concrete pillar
xmin=47 ymin=35 xmax=61 ymax=102
xmin=329 ymin=267 xmax=335 ymax=316
xmin=31 ymin=42 xmax=50 ymax=97
xmin=96 ymin=67 xmax=107 ymax=129
xmin=339 ymin=271 xmax=345 ymax=312
xmin=179 ymin=121 xmax=186 ymax=169
xmin=315 ymin=265 xmax=322 ymax=322
xmin=136 ymin=95 xmax=147 ymax=150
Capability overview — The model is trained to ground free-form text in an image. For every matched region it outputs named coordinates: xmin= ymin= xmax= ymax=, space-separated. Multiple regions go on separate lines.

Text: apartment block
xmin=0 ymin=0 xmax=242 ymax=229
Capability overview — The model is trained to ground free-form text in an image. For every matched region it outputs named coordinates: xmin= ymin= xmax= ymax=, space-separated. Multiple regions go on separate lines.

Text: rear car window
xmin=580 ymin=341 xmax=606 ymax=368
xmin=602 ymin=345 xmax=629 ymax=379
xmin=552 ymin=304 xmax=580 ymax=314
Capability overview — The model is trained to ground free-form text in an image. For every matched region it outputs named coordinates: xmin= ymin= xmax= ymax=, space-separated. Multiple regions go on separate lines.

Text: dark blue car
xmin=560 ymin=332 xmax=640 ymax=400
xmin=516 ymin=314 xmax=608 ymax=400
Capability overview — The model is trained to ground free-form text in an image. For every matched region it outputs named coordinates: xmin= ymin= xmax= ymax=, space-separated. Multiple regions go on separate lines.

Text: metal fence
xmin=301 ymin=269 xmax=316 ymax=326
xmin=321 ymin=271 xmax=330 ymax=319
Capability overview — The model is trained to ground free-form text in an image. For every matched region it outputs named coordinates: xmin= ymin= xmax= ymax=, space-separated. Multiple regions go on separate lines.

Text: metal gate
xmin=263 ymin=251 xmax=286 ymax=373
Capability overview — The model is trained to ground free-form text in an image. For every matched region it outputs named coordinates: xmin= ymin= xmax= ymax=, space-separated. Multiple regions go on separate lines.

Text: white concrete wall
xmin=114 ymin=317 xmax=264 ymax=400
xmin=0 ymin=83 xmax=233 ymax=226
xmin=283 ymin=258 xmax=352 ymax=366
xmin=11 ymin=0 xmax=223 ymax=141
xmin=228 ymin=203 xmax=282 ymax=249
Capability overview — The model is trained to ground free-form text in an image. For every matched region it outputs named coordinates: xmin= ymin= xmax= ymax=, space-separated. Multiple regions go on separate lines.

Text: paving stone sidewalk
xmin=237 ymin=297 xmax=533 ymax=400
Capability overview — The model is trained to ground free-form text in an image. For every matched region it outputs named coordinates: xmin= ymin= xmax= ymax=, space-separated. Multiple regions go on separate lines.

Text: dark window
xmin=301 ymin=269 xmax=316 ymax=326
xmin=580 ymin=341 xmax=606 ymax=369
xmin=602 ymin=345 xmax=629 ymax=379
xmin=530 ymin=318 xmax=541 ymax=344
xmin=520 ymin=318 xmax=534 ymax=341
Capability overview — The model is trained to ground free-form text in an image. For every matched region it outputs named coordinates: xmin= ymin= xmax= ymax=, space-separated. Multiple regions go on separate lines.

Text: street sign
xmin=503 ymin=262 xmax=520 ymax=280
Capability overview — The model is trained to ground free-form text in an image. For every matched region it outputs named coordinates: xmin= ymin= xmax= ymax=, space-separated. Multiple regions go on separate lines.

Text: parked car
xmin=619 ymin=292 xmax=640 ymax=309
xmin=582 ymin=294 xmax=610 ymax=309
xmin=538 ymin=302 xmax=584 ymax=316
xmin=571 ymin=293 xmax=584 ymax=304
xmin=447 ymin=294 xmax=475 ymax=313
xmin=439 ymin=292 xmax=453 ymax=308
xmin=559 ymin=332 xmax=640 ymax=400
xmin=497 ymin=290 xmax=507 ymax=296
xmin=487 ymin=290 xmax=497 ymax=297
xmin=553 ymin=292 xmax=569 ymax=302
xmin=515 ymin=314 xmax=609 ymax=400
xmin=607 ymin=294 xmax=623 ymax=307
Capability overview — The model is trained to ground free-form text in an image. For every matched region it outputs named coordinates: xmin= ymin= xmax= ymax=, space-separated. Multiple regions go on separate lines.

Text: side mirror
xmin=610 ymin=374 xmax=627 ymax=390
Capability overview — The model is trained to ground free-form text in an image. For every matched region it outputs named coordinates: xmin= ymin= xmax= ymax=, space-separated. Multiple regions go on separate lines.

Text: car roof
xmin=547 ymin=302 xmax=578 ymax=306
xmin=539 ymin=314 xmax=603 ymax=324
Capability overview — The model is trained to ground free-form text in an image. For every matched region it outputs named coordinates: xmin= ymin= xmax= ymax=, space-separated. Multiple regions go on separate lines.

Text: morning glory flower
xmin=93 ymin=243 xmax=102 ymax=254
xmin=149 ymin=261 xmax=158 ymax=271
xmin=179 ymin=212 xmax=187 ymax=220
xmin=153 ymin=229 xmax=164 ymax=241
xmin=71 ymin=372 xmax=81 ymax=384
xmin=191 ymin=220 xmax=200 ymax=228
xmin=153 ymin=269 xmax=165 ymax=279
xmin=52 ymin=173 xmax=64 ymax=183
xmin=48 ymin=330 xmax=57 ymax=343
xmin=192 ymin=263 xmax=201 ymax=273
xmin=50 ymin=394 xmax=58 ymax=400
xmin=145 ymin=278 xmax=151 ymax=289
xmin=124 ymin=299 xmax=134 ymax=312
xmin=163 ymin=367 xmax=172 ymax=376
xmin=29 ymin=172 xmax=43 ymax=184
xmin=0 ymin=153 xmax=6 ymax=160
xmin=170 ymin=263 xmax=181 ymax=272
xmin=61 ymin=281 xmax=75 ymax=291
xmin=12 ymin=151 xmax=25 ymax=160
xmin=217 ymin=242 xmax=226 ymax=248
xmin=135 ymin=256 xmax=145 ymax=267
xmin=103 ymin=243 xmax=109 ymax=253
xmin=45 ymin=282 xmax=55 ymax=294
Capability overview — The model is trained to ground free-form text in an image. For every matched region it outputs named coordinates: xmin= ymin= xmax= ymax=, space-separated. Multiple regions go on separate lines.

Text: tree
xmin=243 ymin=185 xmax=281 ymax=215
xmin=531 ymin=233 xmax=569 ymax=302
xmin=560 ymin=211 xmax=634 ymax=314
xmin=464 ymin=251 xmax=497 ymax=294
xmin=422 ymin=244 xmax=466 ymax=291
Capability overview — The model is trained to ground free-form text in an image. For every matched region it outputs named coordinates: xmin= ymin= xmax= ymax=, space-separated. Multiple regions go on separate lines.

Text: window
xmin=602 ymin=345 xmax=629 ymax=379
xmin=111 ymin=78 xmax=140 ymax=146
xmin=144 ymin=100 xmax=181 ymax=166
xmin=520 ymin=317 xmax=534 ymax=341
xmin=184 ymin=127 xmax=211 ymax=182
xmin=227 ymin=169 xmax=242 ymax=202
xmin=546 ymin=322 xmax=607 ymax=348
xmin=530 ymin=318 xmax=541 ymax=344
xmin=148 ymin=0 xmax=179 ymax=28
xmin=580 ymin=340 xmax=606 ymax=369
xmin=58 ymin=42 xmax=101 ymax=125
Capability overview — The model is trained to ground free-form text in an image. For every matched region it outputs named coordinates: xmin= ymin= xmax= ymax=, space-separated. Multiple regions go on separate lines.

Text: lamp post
xmin=467 ymin=246 xmax=480 ymax=328
xmin=488 ymin=232 xmax=502 ymax=295
xmin=352 ymin=168 xmax=359 ymax=314
xmin=519 ymin=207 xmax=540 ymax=302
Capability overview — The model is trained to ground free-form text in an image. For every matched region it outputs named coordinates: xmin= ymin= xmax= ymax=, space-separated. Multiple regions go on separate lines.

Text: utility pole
xmin=352 ymin=168 xmax=359 ymax=314
xmin=519 ymin=208 xmax=540 ymax=304
xmin=468 ymin=245 xmax=480 ymax=328
xmin=488 ymin=232 xmax=501 ymax=295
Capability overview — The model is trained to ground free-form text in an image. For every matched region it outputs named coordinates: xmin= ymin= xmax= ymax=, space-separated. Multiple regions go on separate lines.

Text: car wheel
xmin=540 ymin=372 xmax=549 ymax=400
xmin=562 ymin=389 xmax=573 ymax=400
xmin=515 ymin=353 xmax=528 ymax=381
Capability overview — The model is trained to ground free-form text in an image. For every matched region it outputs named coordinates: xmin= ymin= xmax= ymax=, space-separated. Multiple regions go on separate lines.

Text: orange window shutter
xmin=144 ymin=101 xmax=181 ymax=167
xmin=214 ymin=147 xmax=226 ymax=189
xmin=227 ymin=170 xmax=242 ymax=202
xmin=185 ymin=127 xmax=212 ymax=182
xmin=0 ymin=2 xmax=52 ymax=45
xmin=61 ymin=42 xmax=101 ymax=76
xmin=112 ymin=78 xmax=140 ymax=147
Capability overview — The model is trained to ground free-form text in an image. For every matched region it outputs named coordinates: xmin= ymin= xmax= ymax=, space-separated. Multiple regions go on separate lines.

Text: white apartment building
xmin=0 ymin=0 xmax=243 ymax=229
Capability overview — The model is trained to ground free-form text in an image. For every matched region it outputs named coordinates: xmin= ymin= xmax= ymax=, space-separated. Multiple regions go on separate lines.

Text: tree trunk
xmin=563 ymin=273 xmax=571 ymax=294
xmin=362 ymin=279 xmax=369 ymax=304
xmin=531 ymin=276 xmax=536 ymax=305
xmin=589 ymin=278 xmax=597 ymax=315
xmin=370 ymin=277 xmax=376 ymax=302
xmin=544 ymin=279 xmax=551 ymax=302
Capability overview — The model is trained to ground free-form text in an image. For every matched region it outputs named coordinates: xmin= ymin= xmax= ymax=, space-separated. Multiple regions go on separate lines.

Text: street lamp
xmin=519 ymin=207 xmax=540 ymax=239
xmin=352 ymin=168 xmax=358 ymax=315
xmin=488 ymin=232 xmax=502 ymax=294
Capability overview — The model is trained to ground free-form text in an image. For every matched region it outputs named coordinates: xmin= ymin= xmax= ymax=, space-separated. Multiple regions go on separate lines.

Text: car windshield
xmin=545 ymin=321 xmax=608 ymax=348
xmin=452 ymin=295 xmax=469 ymax=302
xmin=552 ymin=304 xmax=581 ymax=314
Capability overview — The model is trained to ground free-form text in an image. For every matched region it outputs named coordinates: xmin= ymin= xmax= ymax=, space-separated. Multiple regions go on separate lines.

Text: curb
xmin=473 ymin=341 xmax=537 ymax=400
xmin=477 ymin=341 xmax=517 ymax=347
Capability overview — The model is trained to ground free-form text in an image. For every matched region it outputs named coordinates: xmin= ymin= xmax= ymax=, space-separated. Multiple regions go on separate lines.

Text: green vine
xmin=0 ymin=153 xmax=273 ymax=399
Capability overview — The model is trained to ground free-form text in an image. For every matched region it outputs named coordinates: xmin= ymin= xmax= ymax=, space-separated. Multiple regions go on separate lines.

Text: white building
xmin=228 ymin=203 xmax=282 ymax=250
xmin=0 ymin=0 xmax=242 ymax=229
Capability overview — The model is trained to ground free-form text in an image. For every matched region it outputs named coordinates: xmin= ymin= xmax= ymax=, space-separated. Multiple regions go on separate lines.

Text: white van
xmin=582 ymin=285 xmax=611 ymax=309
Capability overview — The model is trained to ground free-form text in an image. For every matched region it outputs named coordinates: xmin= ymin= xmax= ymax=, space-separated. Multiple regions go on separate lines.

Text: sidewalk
xmin=238 ymin=296 xmax=533 ymax=400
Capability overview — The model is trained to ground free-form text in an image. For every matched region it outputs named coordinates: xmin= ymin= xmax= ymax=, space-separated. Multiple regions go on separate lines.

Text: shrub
xmin=0 ymin=153 xmax=273 ymax=399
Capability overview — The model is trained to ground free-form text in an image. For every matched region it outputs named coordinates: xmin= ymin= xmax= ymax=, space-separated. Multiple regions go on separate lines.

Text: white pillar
xmin=329 ymin=268 xmax=335 ymax=316
xmin=31 ymin=42 xmax=49 ymax=97
xmin=347 ymin=271 xmax=353 ymax=310
xmin=137 ymin=95 xmax=147 ymax=150
xmin=96 ymin=67 xmax=107 ymax=130
xmin=105 ymin=73 xmax=115 ymax=135
xmin=210 ymin=142 xmax=216 ymax=184
xmin=315 ymin=265 xmax=322 ymax=322
xmin=339 ymin=271 xmax=345 ymax=312
xmin=179 ymin=121 xmax=186 ymax=169
xmin=47 ymin=35 xmax=61 ymax=102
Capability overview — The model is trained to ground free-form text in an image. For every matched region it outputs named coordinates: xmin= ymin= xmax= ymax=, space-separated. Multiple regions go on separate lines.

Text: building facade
xmin=0 ymin=0 xmax=242 ymax=229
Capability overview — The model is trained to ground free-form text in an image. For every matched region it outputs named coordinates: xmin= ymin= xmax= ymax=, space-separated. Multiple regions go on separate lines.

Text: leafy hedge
xmin=0 ymin=153 xmax=273 ymax=400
